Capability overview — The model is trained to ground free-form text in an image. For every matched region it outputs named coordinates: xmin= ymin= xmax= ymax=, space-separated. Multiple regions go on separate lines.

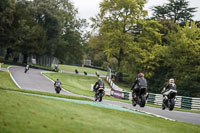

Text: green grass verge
xmin=1 ymin=63 xmax=10 ymax=68
xmin=59 ymin=64 xmax=108 ymax=75
xmin=1 ymin=90 xmax=200 ymax=133
xmin=0 ymin=71 xmax=19 ymax=90
xmin=29 ymin=63 xmax=53 ymax=71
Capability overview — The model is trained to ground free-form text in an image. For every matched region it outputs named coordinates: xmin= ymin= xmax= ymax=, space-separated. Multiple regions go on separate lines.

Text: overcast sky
xmin=71 ymin=0 xmax=200 ymax=22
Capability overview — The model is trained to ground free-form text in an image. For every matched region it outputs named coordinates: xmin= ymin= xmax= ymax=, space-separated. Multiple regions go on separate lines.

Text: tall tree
xmin=91 ymin=0 xmax=147 ymax=81
xmin=0 ymin=0 xmax=15 ymax=60
xmin=164 ymin=22 xmax=200 ymax=97
xmin=31 ymin=0 xmax=87 ymax=64
xmin=152 ymin=0 xmax=197 ymax=25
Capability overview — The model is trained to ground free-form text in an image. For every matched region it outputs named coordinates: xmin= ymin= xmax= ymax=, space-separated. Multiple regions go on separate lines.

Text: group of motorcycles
xmin=54 ymin=81 xmax=177 ymax=111
xmin=131 ymin=87 xmax=177 ymax=111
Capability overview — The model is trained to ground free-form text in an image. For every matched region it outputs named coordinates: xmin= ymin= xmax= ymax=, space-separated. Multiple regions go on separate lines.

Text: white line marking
xmin=40 ymin=71 xmax=74 ymax=94
xmin=8 ymin=66 xmax=22 ymax=89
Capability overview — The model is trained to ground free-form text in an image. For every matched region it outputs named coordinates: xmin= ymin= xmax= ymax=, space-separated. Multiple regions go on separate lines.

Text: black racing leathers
xmin=131 ymin=77 xmax=147 ymax=93
xmin=93 ymin=80 xmax=104 ymax=94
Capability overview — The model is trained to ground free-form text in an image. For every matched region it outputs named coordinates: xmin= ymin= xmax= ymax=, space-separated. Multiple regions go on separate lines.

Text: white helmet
xmin=169 ymin=78 xmax=174 ymax=84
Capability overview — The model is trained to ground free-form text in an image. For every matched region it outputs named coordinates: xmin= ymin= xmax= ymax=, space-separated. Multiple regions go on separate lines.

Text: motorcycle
xmin=24 ymin=65 xmax=29 ymax=73
xmin=162 ymin=89 xmax=177 ymax=111
xmin=132 ymin=87 xmax=147 ymax=107
xmin=55 ymin=86 xmax=61 ymax=93
xmin=54 ymin=82 xmax=61 ymax=94
xmin=94 ymin=88 xmax=105 ymax=102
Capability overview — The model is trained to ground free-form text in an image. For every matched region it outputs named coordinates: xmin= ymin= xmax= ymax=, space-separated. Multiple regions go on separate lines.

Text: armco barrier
xmin=112 ymin=89 xmax=123 ymax=99
xmin=147 ymin=93 xmax=156 ymax=104
xmin=192 ymin=98 xmax=200 ymax=110
xmin=181 ymin=96 xmax=192 ymax=109
xmin=105 ymin=76 xmax=200 ymax=110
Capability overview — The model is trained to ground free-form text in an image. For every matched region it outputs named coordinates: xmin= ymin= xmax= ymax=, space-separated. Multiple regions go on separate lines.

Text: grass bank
xmin=59 ymin=64 xmax=108 ymax=75
xmin=0 ymin=90 xmax=199 ymax=133
xmin=44 ymin=72 xmax=132 ymax=103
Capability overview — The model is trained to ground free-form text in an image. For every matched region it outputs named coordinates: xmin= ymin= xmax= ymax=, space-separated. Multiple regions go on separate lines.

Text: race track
xmin=8 ymin=66 xmax=200 ymax=125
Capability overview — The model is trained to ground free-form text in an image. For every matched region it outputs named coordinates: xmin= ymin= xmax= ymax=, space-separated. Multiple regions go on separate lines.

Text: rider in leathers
xmin=54 ymin=79 xmax=62 ymax=92
xmin=131 ymin=73 xmax=147 ymax=96
xmin=161 ymin=78 xmax=177 ymax=110
xmin=93 ymin=78 xmax=104 ymax=101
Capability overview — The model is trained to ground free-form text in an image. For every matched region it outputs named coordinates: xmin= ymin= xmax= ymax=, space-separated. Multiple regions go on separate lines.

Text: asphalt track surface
xmin=8 ymin=66 xmax=200 ymax=125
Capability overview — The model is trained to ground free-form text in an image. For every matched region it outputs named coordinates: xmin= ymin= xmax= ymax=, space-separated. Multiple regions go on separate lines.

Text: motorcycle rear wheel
xmin=169 ymin=98 xmax=175 ymax=111
xmin=139 ymin=95 xmax=146 ymax=107
xmin=99 ymin=92 xmax=103 ymax=102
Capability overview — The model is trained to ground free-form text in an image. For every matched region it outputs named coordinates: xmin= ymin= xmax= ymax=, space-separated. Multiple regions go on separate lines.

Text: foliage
xmin=0 ymin=0 xmax=15 ymax=47
xmin=0 ymin=0 xmax=87 ymax=64
xmin=164 ymin=22 xmax=200 ymax=96
xmin=85 ymin=35 xmax=107 ymax=66
xmin=151 ymin=0 xmax=197 ymax=25
xmin=90 ymin=0 xmax=148 ymax=81
xmin=88 ymin=0 xmax=200 ymax=97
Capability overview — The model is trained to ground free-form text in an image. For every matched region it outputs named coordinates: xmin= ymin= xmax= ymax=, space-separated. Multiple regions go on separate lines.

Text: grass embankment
xmin=1 ymin=90 xmax=200 ymax=133
xmin=1 ymin=63 xmax=10 ymax=68
xmin=0 ymin=71 xmax=19 ymax=90
xmin=29 ymin=63 xmax=53 ymax=71
xmin=44 ymin=72 xmax=131 ymax=103
xmin=59 ymin=64 xmax=108 ymax=75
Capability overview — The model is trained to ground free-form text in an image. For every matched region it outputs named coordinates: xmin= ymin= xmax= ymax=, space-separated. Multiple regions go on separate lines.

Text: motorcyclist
xmin=54 ymin=64 xmax=58 ymax=72
xmin=131 ymin=73 xmax=147 ymax=97
xmin=54 ymin=79 xmax=62 ymax=93
xmin=93 ymin=78 xmax=105 ymax=101
xmin=161 ymin=78 xmax=177 ymax=110
xmin=24 ymin=64 xmax=29 ymax=73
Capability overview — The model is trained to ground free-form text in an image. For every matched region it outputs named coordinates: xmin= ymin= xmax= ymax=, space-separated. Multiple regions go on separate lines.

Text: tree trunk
xmin=116 ymin=57 xmax=123 ymax=82
xmin=5 ymin=48 xmax=12 ymax=60
xmin=23 ymin=53 xmax=28 ymax=64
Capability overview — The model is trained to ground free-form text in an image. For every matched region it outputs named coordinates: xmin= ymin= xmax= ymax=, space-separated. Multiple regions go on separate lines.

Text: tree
xmin=0 ymin=0 xmax=87 ymax=64
xmin=164 ymin=22 xmax=200 ymax=97
xmin=0 ymin=0 xmax=15 ymax=60
xmin=11 ymin=0 xmax=47 ymax=63
xmin=91 ymin=0 xmax=147 ymax=81
xmin=86 ymin=35 xmax=107 ymax=66
xmin=31 ymin=0 xmax=87 ymax=64
xmin=152 ymin=0 xmax=197 ymax=25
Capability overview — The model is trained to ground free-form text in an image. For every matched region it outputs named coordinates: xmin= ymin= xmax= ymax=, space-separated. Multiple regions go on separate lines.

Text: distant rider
xmin=24 ymin=64 xmax=29 ymax=73
xmin=161 ymin=78 xmax=177 ymax=109
xmin=54 ymin=64 xmax=58 ymax=72
xmin=54 ymin=79 xmax=62 ymax=89
xmin=131 ymin=73 xmax=147 ymax=97
xmin=93 ymin=78 xmax=105 ymax=100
